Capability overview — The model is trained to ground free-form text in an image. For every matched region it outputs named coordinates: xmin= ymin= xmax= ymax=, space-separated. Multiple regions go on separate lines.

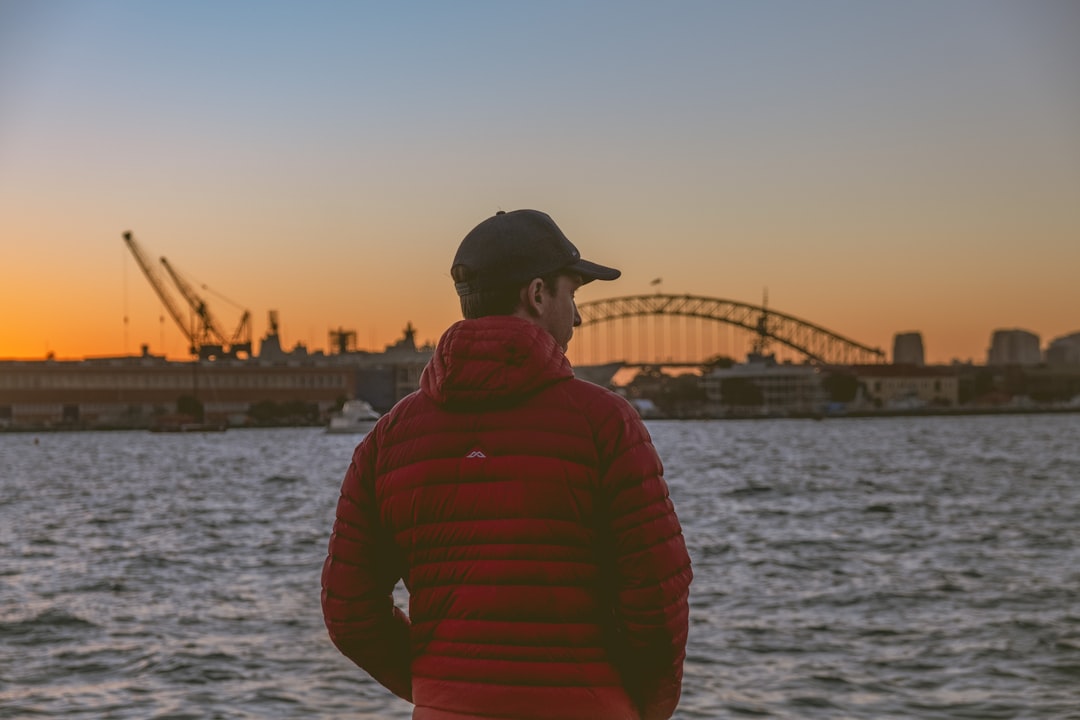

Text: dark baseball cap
xmin=452 ymin=209 xmax=621 ymax=296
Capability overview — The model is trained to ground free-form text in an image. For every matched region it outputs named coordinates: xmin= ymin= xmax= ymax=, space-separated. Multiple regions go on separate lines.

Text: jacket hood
xmin=420 ymin=316 xmax=573 ymax=407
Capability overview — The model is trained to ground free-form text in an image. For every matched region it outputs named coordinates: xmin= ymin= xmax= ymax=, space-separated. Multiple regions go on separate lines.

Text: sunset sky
xmin=2 ymin=1 xmax=1077 ymax=365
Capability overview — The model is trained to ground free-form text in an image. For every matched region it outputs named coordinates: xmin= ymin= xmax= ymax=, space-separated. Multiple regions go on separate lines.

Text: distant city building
xmin=987 ymin=329 xmax=1041 ymax=366
xmin=1046 ymin=332 xmax=1080 ymax=365
xmin=702 ymin=354 xmax=825 ymax=415
xmin=1024 ymin=364 xmax=1080 ymax=404
xmin=854 ymin=365 xmax=960 ymax=408
xmin=893 ymin=332 xmax=925 ymax=366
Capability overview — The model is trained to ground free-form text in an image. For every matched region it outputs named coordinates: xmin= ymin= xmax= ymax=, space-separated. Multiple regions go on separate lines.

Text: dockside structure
xmin=1 ymin=327 xmax=432 ymax=430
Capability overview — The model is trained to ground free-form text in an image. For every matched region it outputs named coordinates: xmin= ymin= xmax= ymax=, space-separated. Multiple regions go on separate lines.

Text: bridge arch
xmin=575 ymin=294 xmax=885 ymax=366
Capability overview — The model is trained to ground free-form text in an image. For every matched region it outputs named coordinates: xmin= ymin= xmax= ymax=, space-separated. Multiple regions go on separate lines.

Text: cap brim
xmin=570 ymin=258 xmax=621 ymax=284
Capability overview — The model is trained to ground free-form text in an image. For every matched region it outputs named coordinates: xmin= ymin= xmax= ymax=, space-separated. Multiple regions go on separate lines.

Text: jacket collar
xmin=420 ymin=316 xmax=573 ymax=407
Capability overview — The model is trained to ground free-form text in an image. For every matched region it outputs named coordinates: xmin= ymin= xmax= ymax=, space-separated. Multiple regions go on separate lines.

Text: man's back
xmin=322 ymin=316 xmax=692 ymax=720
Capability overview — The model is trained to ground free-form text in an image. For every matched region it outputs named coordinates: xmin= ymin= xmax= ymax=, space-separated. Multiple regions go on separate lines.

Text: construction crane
xmin=158 ymin=257 xmax=229 ymax=359
xmin=123 ymin=231 xmax=252 ymax=360
xmin=159 ymin=257 xmax=254 ymax=360
xmin=198 ymin=281 xmax=252 ymax=358
xmin=228 ymin=310 xmax=252 ymax=357
xmin=122 ymin=231 xmax=200 ymax=356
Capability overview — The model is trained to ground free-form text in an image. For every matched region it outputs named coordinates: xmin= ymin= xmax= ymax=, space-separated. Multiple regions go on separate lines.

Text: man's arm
xmin=599 ymin=402 xmax=693 ymax=720
xmin=321 ymin=433 xmax=412 ymax=701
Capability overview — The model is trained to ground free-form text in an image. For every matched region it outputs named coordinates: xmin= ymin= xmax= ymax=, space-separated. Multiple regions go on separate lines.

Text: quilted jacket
xmin=322 ymin=315 xmax=692 ymax=720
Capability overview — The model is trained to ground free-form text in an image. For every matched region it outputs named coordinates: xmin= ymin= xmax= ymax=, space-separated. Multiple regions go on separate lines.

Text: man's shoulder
xmin=378 ymin=379 xmax=641 ymax=434
xmin=560 ymin=377 xmax=642 ymax=422
xmin=380 ymin=389 xmax=434 ymax=426
xmin=565 ymin=376 xmax=622 ymax=401
xmin=553 ymin=378 xmax=657 ymax=463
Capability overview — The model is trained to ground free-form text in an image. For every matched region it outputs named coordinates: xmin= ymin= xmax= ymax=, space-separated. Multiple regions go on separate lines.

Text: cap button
xmin=495 ymin=210 xmax=505 ymax=215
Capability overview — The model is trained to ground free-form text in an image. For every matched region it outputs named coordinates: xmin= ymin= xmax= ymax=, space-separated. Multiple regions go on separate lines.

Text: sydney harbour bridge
xmin=567 ymin=293 xmax=886 ymax=369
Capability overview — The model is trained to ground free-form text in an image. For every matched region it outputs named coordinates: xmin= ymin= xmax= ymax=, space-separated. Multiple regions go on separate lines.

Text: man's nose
xmin=573 ymin=304 xmax=582 ymax=327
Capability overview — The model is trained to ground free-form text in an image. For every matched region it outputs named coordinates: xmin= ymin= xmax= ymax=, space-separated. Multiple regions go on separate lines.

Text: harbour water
xmin=2 ymin=415 xmax=1078 ymax=719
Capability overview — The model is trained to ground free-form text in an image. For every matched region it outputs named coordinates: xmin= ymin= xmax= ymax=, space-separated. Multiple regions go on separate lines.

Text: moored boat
xmin=326 ymin=399 xmax=380 ymax=434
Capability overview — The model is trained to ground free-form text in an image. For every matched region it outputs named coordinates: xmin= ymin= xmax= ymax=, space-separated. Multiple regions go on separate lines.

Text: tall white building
xmin=893 ymin=332 xmax=925 ymax=366
xmin=987 ymin=329 xmax=1041 ymax=366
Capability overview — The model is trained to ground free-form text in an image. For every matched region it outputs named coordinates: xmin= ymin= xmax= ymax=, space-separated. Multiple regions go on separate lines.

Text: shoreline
xmin=4 ymin=405 xmax=1080 ymax=432
xmin=646 ymin=405 xmax=1080 ymax=421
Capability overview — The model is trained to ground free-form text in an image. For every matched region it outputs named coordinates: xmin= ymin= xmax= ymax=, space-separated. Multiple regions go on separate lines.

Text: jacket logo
xmin=465 ymin=449 xmax=487 ymax=458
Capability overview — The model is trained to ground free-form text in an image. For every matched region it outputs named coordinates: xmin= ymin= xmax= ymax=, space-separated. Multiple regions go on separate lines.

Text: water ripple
xmin=1 ymin=418 xmax=1078 ymax=718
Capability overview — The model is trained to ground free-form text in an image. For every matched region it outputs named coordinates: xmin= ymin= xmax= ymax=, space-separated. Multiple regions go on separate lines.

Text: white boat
xmin=326 ymin=399 xmax=380 ymax=434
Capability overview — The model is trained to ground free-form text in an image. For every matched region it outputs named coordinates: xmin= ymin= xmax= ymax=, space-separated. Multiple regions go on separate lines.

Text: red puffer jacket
xmin=322 ymin=316 xmax=692 ymax=720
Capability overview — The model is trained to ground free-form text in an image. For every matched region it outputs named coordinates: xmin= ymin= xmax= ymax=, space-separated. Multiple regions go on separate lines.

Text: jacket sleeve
xmin=598 ymin=400 xmax=693 ymax=720
xmin=321 ymin=431 xmax=412 ymax=701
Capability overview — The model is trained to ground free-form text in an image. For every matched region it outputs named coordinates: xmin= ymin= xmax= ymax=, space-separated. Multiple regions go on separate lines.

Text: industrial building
xmin=0 ymin=325 xmax=431 ymax=431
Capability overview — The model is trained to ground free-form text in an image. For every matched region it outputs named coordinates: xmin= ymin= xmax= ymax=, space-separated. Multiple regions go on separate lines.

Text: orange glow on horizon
xmin=1 ymin=210 xmax=1077 ymax=367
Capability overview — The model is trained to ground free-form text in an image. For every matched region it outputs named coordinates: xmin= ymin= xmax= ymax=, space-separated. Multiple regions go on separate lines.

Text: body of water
xmin=2 ymin=415 xmax=1078 ymax=718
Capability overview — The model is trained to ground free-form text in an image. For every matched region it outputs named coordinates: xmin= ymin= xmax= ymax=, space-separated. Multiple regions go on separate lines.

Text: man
xmin=321 ymin=209 xmax=692 ymax=720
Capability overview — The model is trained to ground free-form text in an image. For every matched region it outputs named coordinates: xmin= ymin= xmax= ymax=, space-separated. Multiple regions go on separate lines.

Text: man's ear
xmin=520 ymin=278 xmax=545 ymax=317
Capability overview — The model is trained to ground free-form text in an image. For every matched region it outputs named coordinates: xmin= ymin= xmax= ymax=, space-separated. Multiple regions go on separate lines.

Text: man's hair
xmin=451 ymin=266 xmax=561 ymax=319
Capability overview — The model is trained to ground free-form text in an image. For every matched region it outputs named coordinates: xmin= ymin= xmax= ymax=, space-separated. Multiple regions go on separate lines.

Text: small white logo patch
xmin=465 ymin=450 xmax=487 ymax=458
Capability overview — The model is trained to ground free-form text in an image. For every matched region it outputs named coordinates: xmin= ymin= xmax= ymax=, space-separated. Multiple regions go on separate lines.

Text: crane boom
xmin=122 ymin=231 xmax=198 ymax=355
xmin=159 ymin=257 xmax=229 ymax=357
xmin=198 ymin=281 xmax=252 ymax=354
xmin=229 ymin=310 xmax=252 ymax=356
